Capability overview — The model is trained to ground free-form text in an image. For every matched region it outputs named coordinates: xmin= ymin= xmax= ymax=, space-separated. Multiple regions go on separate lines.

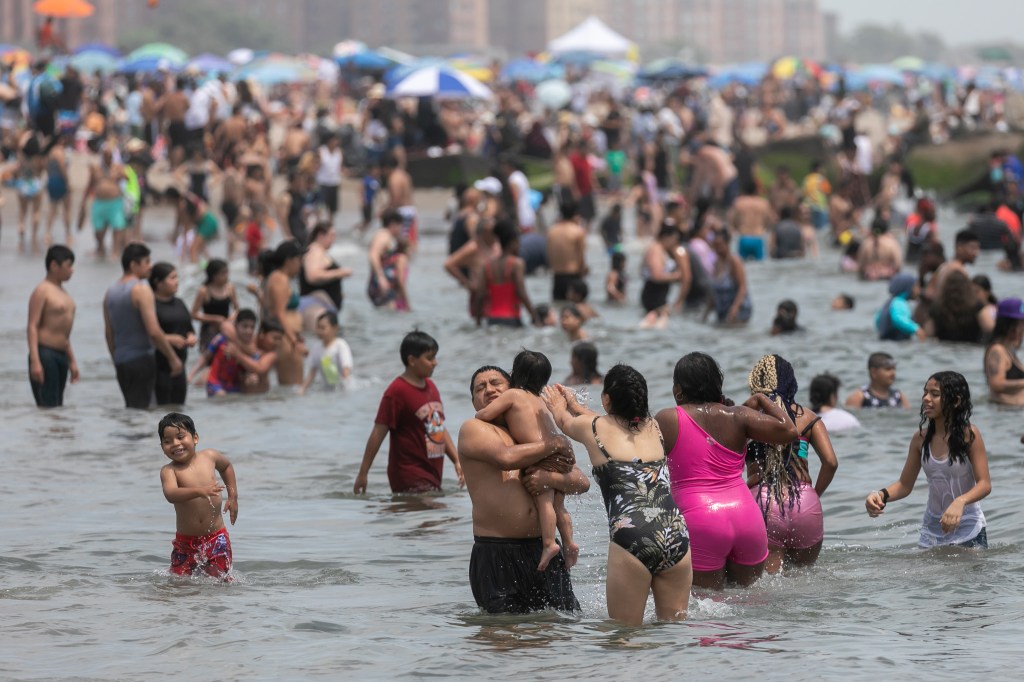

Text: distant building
xmin=1 ymin=0 xmax=827 ymax=64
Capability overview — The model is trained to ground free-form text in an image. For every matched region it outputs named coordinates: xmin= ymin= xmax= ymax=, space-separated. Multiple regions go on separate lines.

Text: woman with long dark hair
xmin=544 ymin=364 xmax=691 ymax=624
xmin=746 ymin=355 xmax=838 ymax=572
xmin=984 ymin=298 xmax=1024 ymax=406
xmin=865 ymin=371 xmax=991 ymax=548
xmin=658 ymin=352 xmax=797 ymax=589
xmin=149 ymin=262 xmax=196 ymax=405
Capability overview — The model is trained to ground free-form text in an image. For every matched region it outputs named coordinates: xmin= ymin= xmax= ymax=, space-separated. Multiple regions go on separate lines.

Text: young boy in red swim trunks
xmin=159 ymin=412 xmax=238 ymax=580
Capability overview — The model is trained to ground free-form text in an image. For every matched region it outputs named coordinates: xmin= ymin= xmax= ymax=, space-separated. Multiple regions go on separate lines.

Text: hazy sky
xmin=820 ymin=0 xmax=1023 ymax=44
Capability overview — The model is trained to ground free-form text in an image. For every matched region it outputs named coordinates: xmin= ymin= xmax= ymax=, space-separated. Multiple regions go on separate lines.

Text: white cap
xmin=473 ymin=177 xmax=503 ymax=195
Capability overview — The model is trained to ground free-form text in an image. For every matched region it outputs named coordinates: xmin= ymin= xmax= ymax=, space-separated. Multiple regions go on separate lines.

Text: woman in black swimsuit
xmin=543 ymin=364 xmax=691 ymax=625
xmin=984 ymin=298 xmax=1024 ymax=406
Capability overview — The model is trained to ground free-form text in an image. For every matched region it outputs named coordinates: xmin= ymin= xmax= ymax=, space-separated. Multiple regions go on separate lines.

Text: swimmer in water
xmin=845 ymin=352 xmax=910 ymax=409
xmin=159 ymin=412 xmax=238 ymax=580
xmin=865 ymin=371 xmax=991 ymax=549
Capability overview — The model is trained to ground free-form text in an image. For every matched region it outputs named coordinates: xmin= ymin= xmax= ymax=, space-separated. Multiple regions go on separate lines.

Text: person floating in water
xmin=158 ymin=412 xmax=238 ymax=580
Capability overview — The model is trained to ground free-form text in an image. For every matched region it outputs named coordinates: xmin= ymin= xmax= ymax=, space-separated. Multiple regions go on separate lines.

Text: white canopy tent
xmin=547 ymin=16 xmax=634 ymax=58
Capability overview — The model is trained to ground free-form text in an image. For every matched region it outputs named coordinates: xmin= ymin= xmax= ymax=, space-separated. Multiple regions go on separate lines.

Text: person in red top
xmin=568 ymin=140 xmax=596 ymax=229
xmin=354 ymin=331 xmax=464 ymax=494
xmin=473 ymin=219 xmax=535 ymax=328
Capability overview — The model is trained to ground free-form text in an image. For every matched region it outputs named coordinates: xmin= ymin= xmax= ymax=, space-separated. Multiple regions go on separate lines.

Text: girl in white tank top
xmin=864 ymin=371 xmax=992 ymax=548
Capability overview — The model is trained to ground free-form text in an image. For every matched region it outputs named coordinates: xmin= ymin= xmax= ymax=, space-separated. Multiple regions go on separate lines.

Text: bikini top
xmin=591 ymin=416 xmax=664 ymax=464
xmin=794 ymin=415 xmax=822 ymax=459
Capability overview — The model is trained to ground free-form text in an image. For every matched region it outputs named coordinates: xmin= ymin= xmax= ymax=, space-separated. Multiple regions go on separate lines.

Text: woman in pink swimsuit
xmin=656 ymin=352 xmax=798 ymax=590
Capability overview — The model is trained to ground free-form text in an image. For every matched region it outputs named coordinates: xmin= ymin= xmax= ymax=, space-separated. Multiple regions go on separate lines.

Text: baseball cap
xmin=996 ymin=297 xmax=1024 ymax=319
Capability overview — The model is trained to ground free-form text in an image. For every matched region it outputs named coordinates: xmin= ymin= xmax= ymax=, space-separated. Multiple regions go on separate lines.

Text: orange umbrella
xmin=33 ymin=0 xmax=95 ymax=18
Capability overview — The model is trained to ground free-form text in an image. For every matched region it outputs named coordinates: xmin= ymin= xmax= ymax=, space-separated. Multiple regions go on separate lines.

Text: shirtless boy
xmin=27 ymin=245 xmax=78 ymax=407
xmin=158 ymin=412 xmax=237 ymax=580
xmin=474 ymin=350 xmax=578 ymax=571
xmin=547 ymin=201 xmax=588 ymax=301
xmin=728 ymin=182 xmax=776 ymax=261
xmin=77 ymin=145 xmax=127 ymax=258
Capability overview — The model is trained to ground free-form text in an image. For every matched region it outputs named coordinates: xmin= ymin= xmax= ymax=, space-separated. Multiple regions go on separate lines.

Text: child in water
xmin=159 ymin=412 xmax=238 ymax=580
xmin=865 ymin=371 xmax=991 ymax=548
xmin=606 ymin=251 xmax=628 ymax=304
xmin=300 ymin=311 xmax=353 ymax=394
xmin=845 ymin=352 xmax=910 ymax=409
xmin=474 ymin=350 xmax=579 ymax=570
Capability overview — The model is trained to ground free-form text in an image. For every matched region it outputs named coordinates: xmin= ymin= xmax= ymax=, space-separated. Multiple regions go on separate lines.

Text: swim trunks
xmin=170 ymin=526 xmax=232 ymax=579
xmin=737 ymin=234 xmax=765 ymax=261
xmin=551 ymin=272 xmax=583 ymax=301
xmin=469 ymin=536 xmax=580 ymax=614
xmin=196 ymin=211 xmax=218 ymax=240
xmin=28 ymin=344 xmax=69 ymax=407
xmin=92 ymin=196 xmax=127 ymax=231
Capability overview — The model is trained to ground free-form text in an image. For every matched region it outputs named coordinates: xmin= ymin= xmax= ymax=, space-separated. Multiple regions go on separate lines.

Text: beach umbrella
xmin=187 ymin=53 xmax=234 ymax=74
xmin=855 ymin=64 xmax=905 ymax=86
xmin=535 ymin=79 xmax=572 ymax=109
xmin=708 ymin=62 xmax=768 ymax=88
xmin=638 ymin=57 xmax=707 ymax=81
xmin=891 ymin=56 xmax=925 ymax=73
xmin=335 ymin=50 xmax=396 ymax=71
xmin=127 ymin=43 xmax=188 ymax=66
xmin=501 ymin=58 xmax=564 ymax=84
xmin=332 ymin=40 xmax=368 ymax=59
xmin=448 ymin=57 xmax=493 ymax=83
xmin=118 ymin=55 xmax=179 ymax=75
xmin=387 ymin=65 xmax=492 ymax=99
xmin=33 ymin=0 xmax=93 ymax=18
xmin=70 ymin=50 xmax=118 ymax=74
xmin=227 ymin=48 xmax=254 ymax=66
xmin=233 ymin=55 xmax=318 ymax=85
xmin=73 ymin=42 xmax=120 ymax=57
xmin=771 ymin=56 xmax=822 ymax=80
xmin=978 ymin=46 xmax=1013 ymax=63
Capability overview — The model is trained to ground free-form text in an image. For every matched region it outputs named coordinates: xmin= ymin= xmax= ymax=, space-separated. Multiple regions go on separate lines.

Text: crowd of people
xmin=7 ymin=47 xmax=1024 ymax=625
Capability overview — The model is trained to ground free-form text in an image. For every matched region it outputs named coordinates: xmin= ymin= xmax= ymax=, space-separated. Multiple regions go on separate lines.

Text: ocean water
xmin=1 ymin=194 xmax=1022 ymax=680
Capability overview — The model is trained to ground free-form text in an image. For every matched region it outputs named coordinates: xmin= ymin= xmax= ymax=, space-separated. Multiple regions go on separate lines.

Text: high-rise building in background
xmin=0 ymin=0 xmax=826 ymax=63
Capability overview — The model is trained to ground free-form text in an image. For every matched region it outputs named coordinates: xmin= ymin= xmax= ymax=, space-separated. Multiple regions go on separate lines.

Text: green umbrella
xmin=127 ymin=42 xmax=187 ymax=66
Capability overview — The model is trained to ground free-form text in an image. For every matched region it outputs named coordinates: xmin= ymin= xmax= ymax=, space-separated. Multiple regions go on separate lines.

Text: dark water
xmin=1 ymin=195 xmax=1022 ymax=678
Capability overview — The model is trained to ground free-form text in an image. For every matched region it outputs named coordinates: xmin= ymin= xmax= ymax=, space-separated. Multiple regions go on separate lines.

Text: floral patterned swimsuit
xmin=590 ymin=417 xmax=690 ymax=575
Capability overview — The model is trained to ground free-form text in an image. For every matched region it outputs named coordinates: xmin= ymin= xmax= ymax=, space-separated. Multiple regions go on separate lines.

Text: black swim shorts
xmin=469 ymin=536 xmax=580 ymax=614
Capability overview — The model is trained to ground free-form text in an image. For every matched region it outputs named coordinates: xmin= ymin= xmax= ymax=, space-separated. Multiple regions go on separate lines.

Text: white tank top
xmin=918 ymin=442 xmax=985 ymax=547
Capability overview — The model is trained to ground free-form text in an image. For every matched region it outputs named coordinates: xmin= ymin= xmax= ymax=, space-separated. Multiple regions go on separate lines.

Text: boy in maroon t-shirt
xmin=354 ymin=331 xmax=463 ymax=494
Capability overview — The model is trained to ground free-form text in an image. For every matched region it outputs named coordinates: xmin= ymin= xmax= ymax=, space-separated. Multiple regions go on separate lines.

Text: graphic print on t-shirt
xmin=415 ymin=401 xmax=446 ymax=459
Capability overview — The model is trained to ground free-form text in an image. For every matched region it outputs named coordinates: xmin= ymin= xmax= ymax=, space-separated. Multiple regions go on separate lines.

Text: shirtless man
xmin=215 ymin=104 xmax=247 ymax=160
xmin=156 ymin=77 xmax=190 ymax=167
xmin=856 ymin=218 xmax=903 ymax=281
xmin=280 ymin=117 xmax=311 ymax=175
xmin=382 ymin=155 xmax=418 ymax=248
xmin=728 ymin=182 xmax=776 ymax=261
xmin=547 ymin=201 xmax=588 ymax=301
xmin=459 ymin=366 xmax=589 ymax=614
xmin=77 ymin=145 xmax=127 ymax=258
xmin=691 ymin=143 xmax=738 ymax=209
xmin=27 ymin=245 xmax=78 ymax=407
xmin=927 ymin=229 xmax=980 ymax=302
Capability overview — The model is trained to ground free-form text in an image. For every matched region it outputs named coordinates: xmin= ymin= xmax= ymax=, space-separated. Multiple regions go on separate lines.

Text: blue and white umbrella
xmin=387 ymin=65 xmax=492 ymax=99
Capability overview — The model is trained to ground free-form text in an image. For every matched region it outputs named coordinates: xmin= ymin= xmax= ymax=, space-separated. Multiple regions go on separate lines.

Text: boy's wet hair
xmin=45 ymin=244 xmax=74 ymax=270
xmin=469 ymin=365 xmax=511 ymax=395
xmin=158 ymin=412 xmax=197 ymax=439
xmin=381 ymin=208 xmax=403 ymax=227
xmin=955 ymin=229 xmax=980 ymax=246
xmin=560 ymin=199 xmax=579 ymax=221
xmin=868 ymin=352 xmax=895 ymax=370
xmin=317 ymin=310 xmax=339 ymax=327
xmin=121 ymin=242 xmax=151 ymax=273
xmin=567 ymin=278 xmax=589 ymax=302
xmin=510 ymin=349 xmax=551 ymax=395
xmin=259 ymin=317 xmax=285 ymax=335
xmin=236 ymin=308 xmax=257 ymax=325
xmin=838 ymin=294 xmax=855 ymax=309
xmin=400 ymin=330 xmax=438 ymax=366
xmin=535 ymin=303 xmax=551 ymax=320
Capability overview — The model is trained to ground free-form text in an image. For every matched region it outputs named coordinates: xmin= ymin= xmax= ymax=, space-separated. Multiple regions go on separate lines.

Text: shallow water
xmin=1 ymin=192 xmax=1022 ymax=679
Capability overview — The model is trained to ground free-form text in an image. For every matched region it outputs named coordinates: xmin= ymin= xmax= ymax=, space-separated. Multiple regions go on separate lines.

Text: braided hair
xmin=603 ymin=364 xmax=650 ymax=431
xmin=920 ymin=371 xmax=974 ymax=466
xmin=746 ymin=354 xmax=803 ymax=517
